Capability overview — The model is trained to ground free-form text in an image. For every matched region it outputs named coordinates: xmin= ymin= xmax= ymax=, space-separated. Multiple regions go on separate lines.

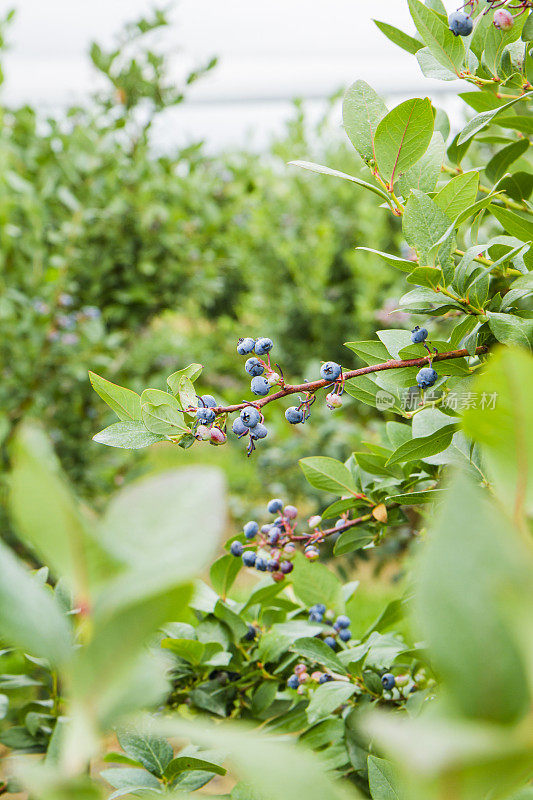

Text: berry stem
xmin=213 ymin=346 xmax=488 ymax=415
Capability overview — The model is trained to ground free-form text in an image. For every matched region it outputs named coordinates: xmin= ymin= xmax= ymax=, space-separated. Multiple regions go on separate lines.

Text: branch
xmin=213 ymin=346 xmax=489 ymax=415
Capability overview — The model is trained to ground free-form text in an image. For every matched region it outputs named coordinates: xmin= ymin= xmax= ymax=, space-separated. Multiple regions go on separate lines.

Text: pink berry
xmin=195 ymin=425 xmax=211 ymax=441
xmin=272 ymin=571 xmax=285 ymax=582
xmin=210 ymin=427 xmax=227 ymax=445
xmin=283 ymin=505 xmax=298 ymax=520
xmin=311 ymin=671 xmax=323 ymax=682
xmin=326 ymin=392 xmax=342 ymax=409
xmin=308 ymin=515 xmax=322 ymax=528
xmin=493 ymin=9 xmax=514 ymax=29
xmin=294 ymin=663 xmax=306 ymax=675
xmin=298 ymin=672 xmax=309 ymax=684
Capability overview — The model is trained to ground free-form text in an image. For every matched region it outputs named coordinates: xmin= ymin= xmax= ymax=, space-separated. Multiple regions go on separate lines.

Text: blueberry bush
xmin=2 ymin=0 xmax=533 ymax=798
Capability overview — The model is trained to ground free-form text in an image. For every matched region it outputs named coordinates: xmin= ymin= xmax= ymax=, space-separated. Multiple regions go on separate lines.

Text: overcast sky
xmin=2 ymin=0 xmax=462 ymax=148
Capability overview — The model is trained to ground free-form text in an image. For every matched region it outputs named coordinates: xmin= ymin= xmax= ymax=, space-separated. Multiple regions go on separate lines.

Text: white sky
xmin=3 ymin=0 xmax=463 ymax=148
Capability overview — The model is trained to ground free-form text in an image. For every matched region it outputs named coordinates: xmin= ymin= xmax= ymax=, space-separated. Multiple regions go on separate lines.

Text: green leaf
xmin=333 ymin=528 xmax=374 ymax=555
xmin=100 ymin=767 xmax=160 ymax=794
xmin=494 ymin=116 xmax=533 ymax=135
xmin=408 ymin=0 xmax=465 ymax=74
xmin=397 ymin=131 xmax=445 ymax=196
xmin=373 ymin=19 xmax=422 ymax=54
xmin=457 ymin=92 xmax=532 ymax=144
xmin=386 ymin=424 xmax=457 ymax=465
xmin=462 ymin=347 xmax=533 ymax=512
xmin=141 ymin=389 xmax=189 ymax=436
xmin=344 ymin=339 xmax=391 ymax=364
xmin=367 ymin=755 xmax=401 ymax=800
xmin=161 ymin=638 xmax=206 ymax=665
xmin=501 ymin=272 xmax=533 ymax=310
xmin=210 ymin=554 xmax=241 ymax=597
xmin=291 ymin=553 xmax=344 ymax=613
xmin=117 ymin=727 xmax=173 ymax=777
xmin=306 ymin=681 xmax=357 ymax=725
xmin=483 ymin=11 xmax=526 ymax=77
xmin=88 ymin=371 xmax=141 ymax=421
xmin=416 ymin=471 xmax=531 ymax=723
xmin=342 ymin=80 xmax=388 ymax=161
xmin=403 ymin=190 xmax=455 ymax=273
xmin=490 ymin=204 xmax=533 ymax=243
xmin=299 ymin=456 xmax=357 ymax=495
xmin=0 ymin=539 xmax=72 ymax=667
xmin=434 ymin=171 xmax=479 ymax=221
xmin=251 ymin=681 xmax=278 ymax=716
xmin=164 ymin=756 xmax=226 ymax=782
xmin=485 ymin=139 xmax=530 ymax=183
xmin=385 ymin=489 xmax=447 ymax=505
xmin=416 ymin=47 xmax=458 ymax=80
xmin=292 ymin=637 xmax=348 ymax=674
xmin=93 ymin=421 xmax=165 ymax=449
xmin=167 ymin=363 xmax=203 ymax=394
xmin=374 ymin=98 xmax=434 ymax=187
xmin=486 ymin=312 xmax=533 ymax=349
xmin=354 ymin=248 xmax=415 ymax=273
xmin=288 ymin=160 xmax=391 ymax=204
xmin=176 ymin=376 xmax=198 ymax=412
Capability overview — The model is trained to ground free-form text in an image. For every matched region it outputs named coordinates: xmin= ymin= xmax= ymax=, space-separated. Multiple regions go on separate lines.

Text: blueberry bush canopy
xmin=2 ymin=1 xmax=533 ymax=799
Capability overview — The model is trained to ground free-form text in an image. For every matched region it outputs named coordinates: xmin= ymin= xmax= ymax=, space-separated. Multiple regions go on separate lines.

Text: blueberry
xmin=324 ymin=636 xmax=337 ymax=649
xmin=243 ymin=624 xmax=256 ymax=641
xmin=250 ymin=376 xmax=270 ymax=396
xmin=230 ymin=541 xmax=244 ymax=557
xmin=250 ymin=422 xmax=268 ymax=439
xmin=381 ymin=673 xmax=395 ymax=691
xmin=237 ymin=337 xmax=256 ymax=355
xmin=313 ymin=603 xmax=326 ymax=615
xmin=261 ymin=524 xmax=272 ymax=534
xmin=280 ymin=560 xmax=294 ymax=574
xmin=242 ymin=550 xmax=257 ymax=567
xmin=335 ymin=615 xmax=350 ymax=629
xmin=240 ymin=406 xmax=261 ymax=428
xmin=267 ymin=558 xmax=280 ymax=572
xmin=268 ymin=529 xmax=280 ymax=545
xmin=245 ymin=357 xmax=264 ymax=377
xmin=304 ymin=546 xmax=319 ymax=561
xmin=318 ymin=674 xmax=333 ymax=684
xmin=410 ymin=326 xmax=428 ymax=344
xmin=273 ymin=517 xmax=284 ymax=527
xmin=285 ymin=406 xmax=304 ymax=424
xmin=308 ymin=611 xmax=323 ymax=622
xmin=244 ymin=520 xmax=259 ymax=539
xmin=449 ymin=10 xmax=473 ymax=36
xmin=339 ymin=629 xmax=351 ymax=642
xmin=200 ymin=394 xmax=217 ymax=408
xmin=232 ymin=418 xmax=248 ymax=437
xmin=196 ymin=407 xmax=216 ymax=423
xmin=254 ymin=337 xmax=273 ymax=355
xmin=287 ymin=674 xmax=299 ymax=689
xmin=255 ymin=556 xmax=268 ymax=571
xmin=267 ymin=498 xmax=283 ymax=514
xmin=493 ymin=9 xmax=514 ymax=29
xmin=416 ymin=367 xmax=438 ymax=388
xmin=320 ymin=361 xmax=342 ymax=381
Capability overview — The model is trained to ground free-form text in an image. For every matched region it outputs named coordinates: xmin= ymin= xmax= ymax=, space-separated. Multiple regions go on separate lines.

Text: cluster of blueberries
xmin=308 ymin=604 xmax=352 ymax=649
xmin=229 ymin=498 xmax=323 ymax=582
xmin=411 ymin=326 xmax=439 ymax=390
xmin=195 ymin=394 xmax=227 ymax=445
xmin=287 ymin=662 xmax=334 ymax=691
xmin=449 ymin=4 xmax=514 ymax=36
xmin=236 ymin=336 xmax=279 ymax=397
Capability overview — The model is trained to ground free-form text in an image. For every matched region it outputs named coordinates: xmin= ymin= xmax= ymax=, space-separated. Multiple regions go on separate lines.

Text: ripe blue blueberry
xmin=245 ymin=357 xmax=264 ymax=377
xmin=280 ymin=560 xmax=294 ymax=574
xmin=318 ymin=674 xmax=333 ymax=684
xmin=335 ymin=615 xmax=350 ymax=629
xmin=381 ymin=673 xmax=396 ymax=691
xmin=267 ymin=558 xmax=280 ymax=572
xmin=254 ymin=337 xmax=273 ymax=355
xmin=287 ymin=674 xmax=299 ymax=689
xmin=267 ymin=498 xmax=283 ymax=514
xmin=232 ymin=418 xmax=248 ymax=437
xmin=449 ymin=10 xmax=473 ymax=36
xmin=320 ymin=361 xmax=342 ymax=381
xmin=243 ymin=624 xmax=257 ymax=641
xmin=255 ymin=556 xmax=268 ymax=571
xmin=244 ymin=520 xmax=259 ymax=539
xmin=230 ymin=541 xmax=244 ymax=557
xmin=308 ymin=611 xmax=323 ymax=623
xmin=237 ymin=337 xmax=256 ymax=355
xmin=285 ymin=406 xmax=304 ymax=424
xmin=416 ymin=367 xmax=438 ymax=388
xmin=250 ymin=422 xmax=268 ymax=439
xmin=410 ymin=326 xmax=428 ymax=344
xmin=339 ymin=629 xmax=351 ymax=642
xmin=268 ymin=529 xmax=280 ymax=545
xmin=250 ymin=376 xmax=270 ymax=396
xmin=240 ymin=406 xmax=261 ymax=428
xmin=242 ymin=550 xmax=257 ymax=567
xmin=196 ymin=407 xmax=216 ymax=423
xmin=312 ymin=603 xmax=326 ymax=615
xmin=200 ymin=394 xmax=217 ymax=408
xmin=324 ymin=636 xmax=337 ymax=650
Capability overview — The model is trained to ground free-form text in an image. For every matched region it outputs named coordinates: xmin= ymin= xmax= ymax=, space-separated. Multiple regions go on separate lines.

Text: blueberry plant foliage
xmin=2 ymin=1 xmax=533 ymax=799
